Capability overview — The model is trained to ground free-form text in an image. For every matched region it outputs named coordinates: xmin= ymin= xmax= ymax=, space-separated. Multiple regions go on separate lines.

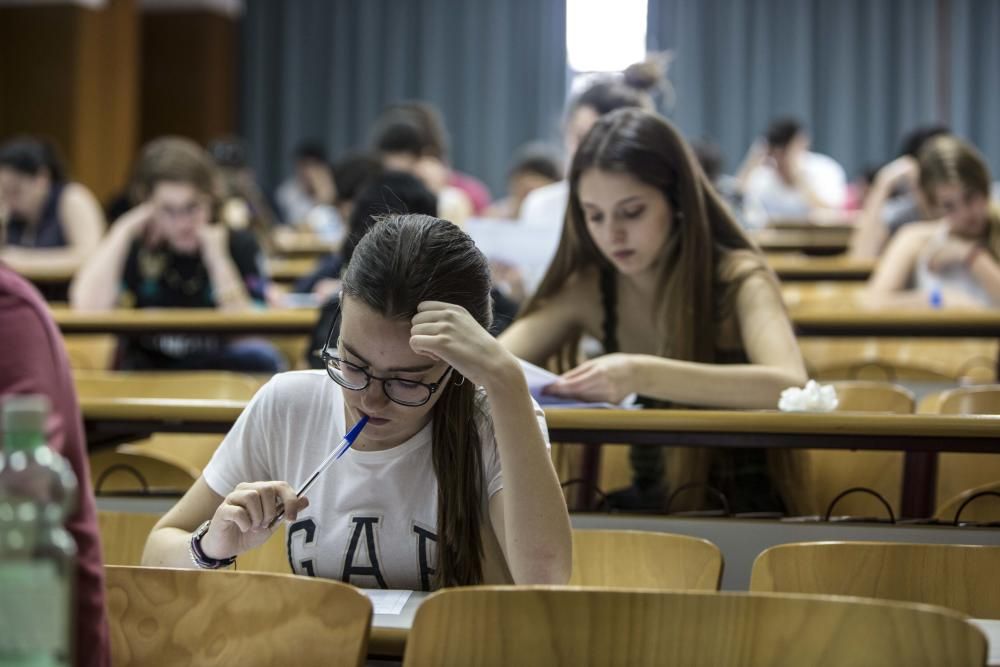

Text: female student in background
xmin=0 ymin=136 xmax=105 ymax=277
xmin=500 ymin=108 xmax=807 ymax=512
xmin=866 ymin=135 xmax=1000 ymax=309
xmin=142 ymin=214 xmax=571 ymax=589
xmin=70 ymin=137 xmax=283 ymax=373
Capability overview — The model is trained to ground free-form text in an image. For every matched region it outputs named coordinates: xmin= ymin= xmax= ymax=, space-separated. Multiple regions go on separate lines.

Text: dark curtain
xmin=948 ymin=0 xmax=1000 ymax=176
xmin=240 ymin=0 xmax=568 ymax=197
xmin=646 ymin=0 xmax=943 ymax=179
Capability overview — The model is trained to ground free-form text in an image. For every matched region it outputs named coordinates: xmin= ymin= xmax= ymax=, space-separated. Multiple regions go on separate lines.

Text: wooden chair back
xmin=935 ymin=384 xmax=1000 ymax=517
xmin=89 ymin=450 xmax=199 ymax=496
xmin=935 ymin=480 xmax=1000 ymax=524
xmin=62 ymin=334 xmax=116 ymax=370
xmin=569 ymin=529 xmax=721 ymax=590
xmin=97 ymin=511 xmax=162 ymax=566
xmin=788 ymin=381 xmax=912 ymax=517
xmin=939 ymin=384 xmax=1000 ymax=415
xmin=104 ymin=565 xmax=371 ymax=666
xmin=750 ymin=541 xmax=1000 ymax=618
xmin=402 ymin=587 xmax=985 ymax=666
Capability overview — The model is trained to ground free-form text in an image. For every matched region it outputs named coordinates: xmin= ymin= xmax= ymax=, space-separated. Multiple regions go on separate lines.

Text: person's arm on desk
xmin=69 ymin=204 xmax=152 ymax=311
xmin=543 ymin=273 xmax=808 ymax=408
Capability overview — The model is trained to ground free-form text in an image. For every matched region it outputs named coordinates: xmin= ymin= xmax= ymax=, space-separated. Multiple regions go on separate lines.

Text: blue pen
xmin=268 ymin=415 xmax=369 ymax=528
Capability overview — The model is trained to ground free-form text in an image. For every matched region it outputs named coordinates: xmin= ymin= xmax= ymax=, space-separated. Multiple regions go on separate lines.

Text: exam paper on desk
xmin=519 ymin=359 xmax=638 ymax=410
xmin=362 ymin=589 xmax=412 ymax=615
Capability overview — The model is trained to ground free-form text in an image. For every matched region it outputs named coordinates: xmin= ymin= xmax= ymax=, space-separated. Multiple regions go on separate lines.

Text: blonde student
xmin=501 ymin=108 xmax=806 ymax=512
xmin=142 ymin=214 xmax=571 ymax=589
xmin=866 ymin=135 xmax=1000 ymax=309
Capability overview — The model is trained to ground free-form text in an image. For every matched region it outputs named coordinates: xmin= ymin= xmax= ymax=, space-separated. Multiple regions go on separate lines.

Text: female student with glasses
xmin=142 ymin=214 xmax=571 ymax=590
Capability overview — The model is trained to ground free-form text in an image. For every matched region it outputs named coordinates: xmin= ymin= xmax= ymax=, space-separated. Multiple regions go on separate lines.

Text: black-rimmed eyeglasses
xmin=320 ymin=299 xmax=452 ymax=407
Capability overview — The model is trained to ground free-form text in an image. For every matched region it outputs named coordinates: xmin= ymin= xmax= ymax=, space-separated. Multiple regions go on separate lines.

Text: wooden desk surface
xmin=271 ymin=230 xmax=338 ymax=257
xmin=51 ymin=306 xmax=319 ymax=335
xmin=81 ymin=399 xmax=1000 ymax=518
xmin=80 ymin=398 xmax=1000 ymax=448
xmin=767 ymin=254 xmax=874 ymax=281
xmin=268 ymin=257 xmax=316 ymax=282
xmin=780 ymin=284 xmax=1000 ymax=337
xmin=752 ymin=227 xmax=853 ymax=255
xmin=13 ymin=265 xmax=77 ymax=284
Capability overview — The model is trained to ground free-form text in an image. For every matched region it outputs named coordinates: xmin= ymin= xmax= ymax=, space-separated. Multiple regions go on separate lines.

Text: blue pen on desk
xmin=268 ymin=415 xmax=369 ymax=528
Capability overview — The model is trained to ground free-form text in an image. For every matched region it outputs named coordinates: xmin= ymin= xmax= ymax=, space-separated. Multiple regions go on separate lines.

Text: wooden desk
xmin=271 ymin=230 xmax=338 ymax=257
xmin=51 ymin=307 xmax=318 ymax=335
xmin=781 ymin=285 xmax=1000 ymax=337
xmin=793 ymin=309 xmax=1000 ymax=338
xmin=767 ymin=254 xmax=874 ymax=281
xmin=79 ymin=397 xmax=1000 ymax=519
xmin=752 ymin=227 xmax=852 ymax=255
xmin=267 ymin=257 xmax=316 ymax=283
xmin=15 ymin=265 xmax=76 ymax=285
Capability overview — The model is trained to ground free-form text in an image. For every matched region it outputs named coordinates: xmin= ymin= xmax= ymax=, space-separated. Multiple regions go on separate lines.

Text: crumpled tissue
xmin=778 ymin=380 xmax=839 ymax=412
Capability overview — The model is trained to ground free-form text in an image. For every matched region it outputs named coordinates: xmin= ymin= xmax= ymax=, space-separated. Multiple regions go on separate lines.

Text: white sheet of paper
xmin=464 ymin=217 xmax=563 ymax=294
xmin=362 ymin=589 xmax=412 ymax=615
xmin=518 ymin=358 xmax=638 ymax=410
xmin=969 ymin=619 xmax=1000 ymax=666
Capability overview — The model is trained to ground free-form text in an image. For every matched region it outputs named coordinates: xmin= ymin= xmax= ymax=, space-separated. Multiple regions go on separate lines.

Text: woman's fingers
xmin=216 ymin=503 xmax=253 ymax=533
xmin=228 ymin=489 xmax=265 ymax=529
xmin=274 ymin=482 xmax=309 ymax=522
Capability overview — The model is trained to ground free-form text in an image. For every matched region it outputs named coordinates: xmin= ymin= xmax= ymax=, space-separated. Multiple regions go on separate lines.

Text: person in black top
xmin=70 ymin=137 xmax=284 ymax=373
xmin=0 ymin=136 xmax=105 ymax=280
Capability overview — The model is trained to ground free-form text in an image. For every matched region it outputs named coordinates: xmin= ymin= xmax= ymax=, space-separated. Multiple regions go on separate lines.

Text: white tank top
xmin=914 ymin=223 xmax=993 ymax=307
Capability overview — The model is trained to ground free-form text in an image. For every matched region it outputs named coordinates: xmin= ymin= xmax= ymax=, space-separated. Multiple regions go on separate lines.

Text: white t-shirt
xmin=202 ymin=370 xmax=549 ymax=590
xmin=744 ymin=151 xmax=847 ymax=225
xmin=519 ymin=180 xmax=569 ymax=229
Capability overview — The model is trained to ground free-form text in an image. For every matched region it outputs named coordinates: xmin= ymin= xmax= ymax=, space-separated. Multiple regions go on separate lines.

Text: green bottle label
xmin=0 ymin=561 xmax=69 ymax=663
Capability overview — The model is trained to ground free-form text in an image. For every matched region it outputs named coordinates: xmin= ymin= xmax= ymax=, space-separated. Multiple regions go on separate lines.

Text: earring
xmin=453 ymin=374 xmax=465 ymax=386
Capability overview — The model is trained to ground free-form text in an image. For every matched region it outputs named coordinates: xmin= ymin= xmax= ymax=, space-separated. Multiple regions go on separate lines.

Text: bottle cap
xmin=2 ymin=395 xmax=49 ymax=451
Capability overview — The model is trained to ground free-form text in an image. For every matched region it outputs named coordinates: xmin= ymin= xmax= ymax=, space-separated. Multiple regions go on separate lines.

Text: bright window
xmin=566 ymin=0 xmax=648 ymax=73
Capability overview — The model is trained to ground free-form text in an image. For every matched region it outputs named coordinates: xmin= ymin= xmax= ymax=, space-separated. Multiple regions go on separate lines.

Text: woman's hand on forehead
xmin=409 ymin=301 xmax=519 ymax=391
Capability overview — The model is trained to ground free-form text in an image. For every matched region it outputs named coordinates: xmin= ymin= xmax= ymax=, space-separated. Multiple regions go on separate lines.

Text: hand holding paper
xmin=519 ymin=358 xmax=637 ymax=409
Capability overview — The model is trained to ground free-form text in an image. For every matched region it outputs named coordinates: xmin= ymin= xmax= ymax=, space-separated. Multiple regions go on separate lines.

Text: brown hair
xmin=341 ymin=213 xmax=492 ymax=587
xmin=523 ymin=108 xmax=771 ymax=365
xmin=134 ymin=136 xmax=221 ymax=205
xmin=919 ymin=135 xmax=1000 ymax=257
xmin=519 ymin=108 xmax=783 ymax=500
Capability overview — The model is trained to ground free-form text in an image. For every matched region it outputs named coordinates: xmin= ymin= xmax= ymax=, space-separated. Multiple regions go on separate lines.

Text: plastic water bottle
xmin=0 ymin=395 xmax=79 ymax=667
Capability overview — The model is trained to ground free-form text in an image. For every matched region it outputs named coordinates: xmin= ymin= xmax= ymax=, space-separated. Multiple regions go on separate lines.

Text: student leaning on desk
xmin=142 ymin=214 xmax=572 ymax=590
xmin=500 ymin=109 xmax=808 ymax=514
xmin=69 ymin=137 xmax=284 ymax=373
xmin=866 ymin=135 xmax=1000 ymax=310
